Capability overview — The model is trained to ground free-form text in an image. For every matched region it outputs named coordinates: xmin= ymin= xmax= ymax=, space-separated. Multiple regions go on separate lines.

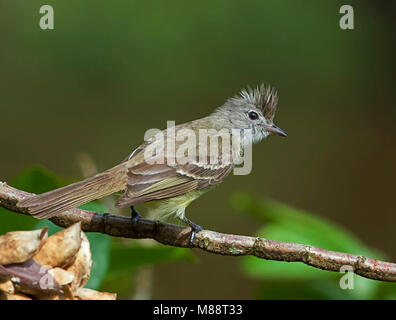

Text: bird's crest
xmin=239 ymin=84 xmax=279 ymax=121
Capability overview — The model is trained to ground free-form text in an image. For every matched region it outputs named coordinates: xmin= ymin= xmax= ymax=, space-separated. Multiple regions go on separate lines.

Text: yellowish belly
xmin=143 ymin=186 xmax=215 ymax=221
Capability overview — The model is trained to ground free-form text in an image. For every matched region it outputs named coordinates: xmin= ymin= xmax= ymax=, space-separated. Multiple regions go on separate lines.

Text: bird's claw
xmin=131 ymin=206 xmax=142 ymax=226
xmin=181 ymin=217 xmax=203 ymax=247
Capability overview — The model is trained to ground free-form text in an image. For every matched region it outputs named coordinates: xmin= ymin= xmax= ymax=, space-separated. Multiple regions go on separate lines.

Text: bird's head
xmin=213 ymin=84 xmax=287 ymax=144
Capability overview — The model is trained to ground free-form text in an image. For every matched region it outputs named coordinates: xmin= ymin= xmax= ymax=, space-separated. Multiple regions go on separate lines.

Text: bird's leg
xmin=181 ymin=216 xmax=203 ymax=246
xmin=130 ymin=206 xmax=142 ymax=226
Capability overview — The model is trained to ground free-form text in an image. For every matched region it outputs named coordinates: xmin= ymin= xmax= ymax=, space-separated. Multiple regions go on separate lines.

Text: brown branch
xmin=1 ymin=182 xmax=395 ymax=282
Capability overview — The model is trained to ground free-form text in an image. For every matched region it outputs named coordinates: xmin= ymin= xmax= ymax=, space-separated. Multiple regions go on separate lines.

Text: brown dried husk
xmin=0 ymin=223 xmax=116 ymax=300
xmin=0 ymin=228 xmax=48 ymax=265
xmin=34 ymin=222 xmax=82 ymax=268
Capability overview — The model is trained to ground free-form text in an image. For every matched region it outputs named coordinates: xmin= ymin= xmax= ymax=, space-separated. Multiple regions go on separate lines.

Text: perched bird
xmin=19 ymin=84 xmax=286 ymax=240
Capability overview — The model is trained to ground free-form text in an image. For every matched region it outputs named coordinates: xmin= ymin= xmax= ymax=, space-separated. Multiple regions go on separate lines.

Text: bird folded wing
xmin=115 ymin=160 xmax=232 ymax=207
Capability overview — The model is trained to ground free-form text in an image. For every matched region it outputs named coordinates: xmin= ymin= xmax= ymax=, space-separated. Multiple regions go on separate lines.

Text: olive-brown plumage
xmin=19 ymin=84 xmax=286 ymax=228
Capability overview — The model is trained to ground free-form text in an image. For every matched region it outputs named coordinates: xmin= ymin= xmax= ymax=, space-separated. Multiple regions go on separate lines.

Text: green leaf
xmin=11 ymin=166 xmax=66 ymax=194
xmin=232 ymin=193 xmax=382 ymax=256
xmin=101 ymin=240 xmax=195 ymax=297
xmin=105 ymin=240 xmax=195 ymax=281
xmin=255 ymin=281 xmax=344 ymax=300
xmin=0 ymin=166 xmax=66 ymax=234
xmin=255 ymin=278 xmax=386 ymax=300
xmin=78 ymin=202 xmax=111 ymax=290
xmin=231 ymin=193 xmax=386 ymax=299
xmin=375 ymin=282 xmax=396 ymax=300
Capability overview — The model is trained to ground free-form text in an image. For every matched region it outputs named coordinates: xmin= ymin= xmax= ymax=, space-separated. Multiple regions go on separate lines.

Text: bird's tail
xmin=18 ymin=164 xmax=127 ymax=219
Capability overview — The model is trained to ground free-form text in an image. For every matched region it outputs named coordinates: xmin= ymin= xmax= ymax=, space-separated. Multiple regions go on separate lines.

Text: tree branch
xmin=1 ymin=182 xmax=395 ymax=282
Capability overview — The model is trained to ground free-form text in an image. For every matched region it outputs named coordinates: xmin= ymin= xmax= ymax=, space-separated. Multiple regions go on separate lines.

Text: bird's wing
xmin=115 ymin=159 xmax=232 ymax=207
xmin=115 ymin=122 xmax=234 ymax=207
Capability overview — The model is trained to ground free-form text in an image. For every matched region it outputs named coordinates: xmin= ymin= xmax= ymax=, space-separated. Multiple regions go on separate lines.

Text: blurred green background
xmin=0 ymin=0 xmax=395 ymax=299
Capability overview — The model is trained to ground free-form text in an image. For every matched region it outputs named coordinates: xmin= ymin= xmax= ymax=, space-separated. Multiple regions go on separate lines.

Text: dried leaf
xmin=67 ymin=232 xmax=92 ymax=291
xmin=74 ymin=287 xmax=117 ymax=300
xmin=0 ymin=224 xmax=116 ymax=300
xmin=37 ymin=284 xmax=74 ymax=300
xmin=61 ymin=284 xmax=74 ymax=300
xmin=34 ymin=222 xmax=82 ymax=268
xmin=0 ymin=259 xmax=62 ymax=296
xmin=0 ymin=292 xmax=32 ymax=300
xmin=0 ymin=280 xmax=14 ymax=294
xmin=48 ymin=268 xmax=74 ymax=286
xmin=0 ymin=228 xmax=48 ymax=264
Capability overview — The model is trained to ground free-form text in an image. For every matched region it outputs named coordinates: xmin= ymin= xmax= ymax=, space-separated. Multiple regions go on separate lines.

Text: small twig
xmin=0 ymin=183 xmax=395 ymax=282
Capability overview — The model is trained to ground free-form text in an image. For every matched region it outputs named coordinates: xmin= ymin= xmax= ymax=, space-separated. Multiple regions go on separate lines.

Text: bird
xmin=18 ymin=84 xmax=286 ymax=241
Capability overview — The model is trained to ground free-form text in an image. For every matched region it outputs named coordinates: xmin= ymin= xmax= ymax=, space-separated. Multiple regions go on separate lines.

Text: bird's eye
xmin=248 ymin=111 xmax=259 ymax=120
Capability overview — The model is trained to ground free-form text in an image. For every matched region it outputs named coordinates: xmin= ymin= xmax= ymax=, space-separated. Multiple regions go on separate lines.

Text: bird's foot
xmin=130 ymin=206 xmax=142 ymax=226
xmin=181 ymin=217 xmax=203 ymax=247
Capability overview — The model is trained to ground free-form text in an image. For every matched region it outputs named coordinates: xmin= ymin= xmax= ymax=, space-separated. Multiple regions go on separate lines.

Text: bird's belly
xmin=142 ymin=186 xmax=215 ymax=221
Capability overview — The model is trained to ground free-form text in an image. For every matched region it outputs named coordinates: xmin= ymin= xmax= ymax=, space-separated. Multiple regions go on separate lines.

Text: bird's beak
xmin=266 ymin=124 xmax=287 ymax=137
